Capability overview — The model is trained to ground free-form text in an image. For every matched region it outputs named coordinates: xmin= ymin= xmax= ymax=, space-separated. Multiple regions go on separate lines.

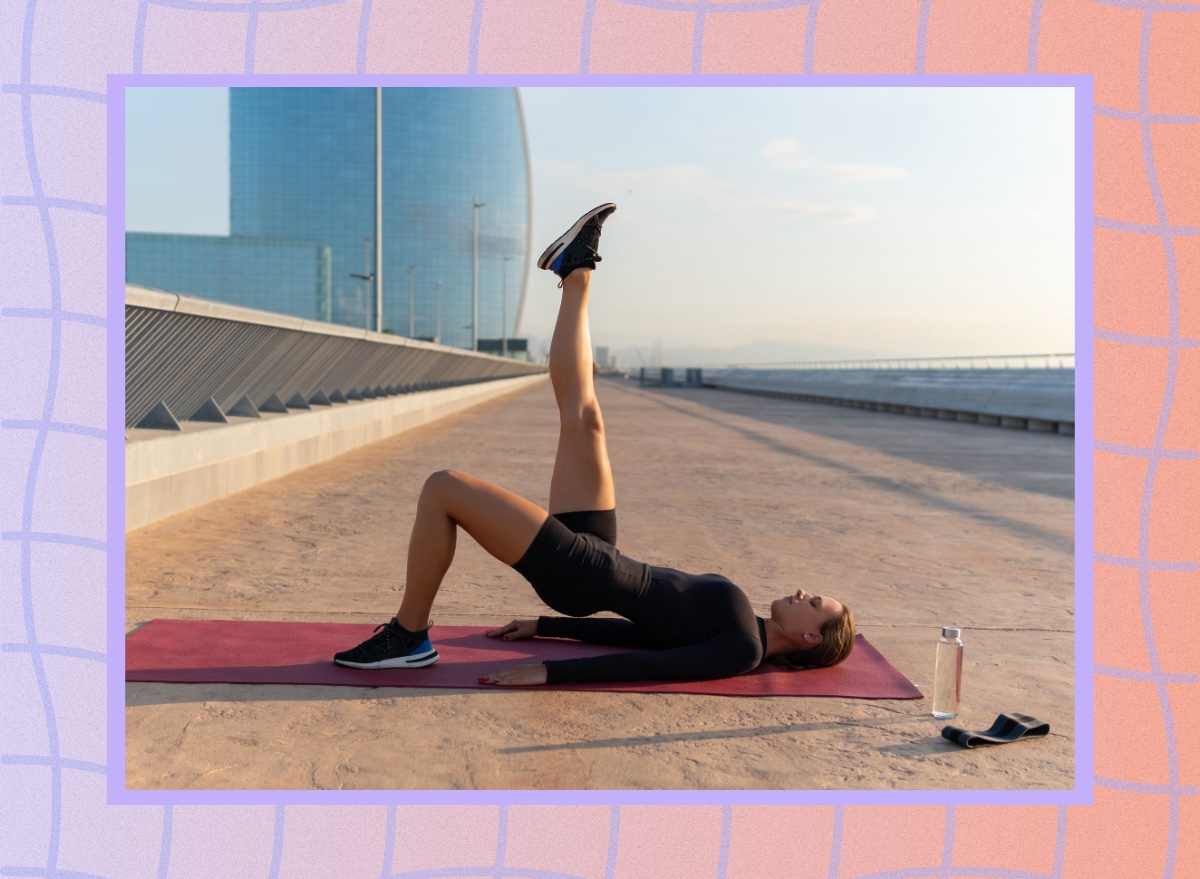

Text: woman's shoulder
xmin=690 ymin=573 xmax=758 ymax=620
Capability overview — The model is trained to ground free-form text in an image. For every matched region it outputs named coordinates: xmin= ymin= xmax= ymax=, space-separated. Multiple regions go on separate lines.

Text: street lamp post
xmin=435 ymin=280 xmax=442 ymax=344
xmin=472 ymin=195 xmax=486 ymax=351
xmin=502 ymin=255 xmax=511 ymax=359
xmin=350 ymin=236 xmax=374 ymax=331
xmin=407 ymin=264 xmax=415 ymax=338
xmin=374 ymin=87 xmax=383 ymax=334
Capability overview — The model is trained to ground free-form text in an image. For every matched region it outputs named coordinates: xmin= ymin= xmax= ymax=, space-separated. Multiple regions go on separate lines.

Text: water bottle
xmin=932 ymin=626 xmax=963 ymax=719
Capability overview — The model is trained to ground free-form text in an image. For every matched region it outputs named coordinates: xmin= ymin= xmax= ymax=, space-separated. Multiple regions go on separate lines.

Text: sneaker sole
xmin=333 ymin=648 xmax=440 ymax=670
xmin=537 ymin=203 xmax=617 ymax=270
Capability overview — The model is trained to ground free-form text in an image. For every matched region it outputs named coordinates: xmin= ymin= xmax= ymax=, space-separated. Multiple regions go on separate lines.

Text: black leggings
xmin=550 ymin=508 xmax=617 ymax=546
xmin=512 ymin=511 xmax=649 ymax=618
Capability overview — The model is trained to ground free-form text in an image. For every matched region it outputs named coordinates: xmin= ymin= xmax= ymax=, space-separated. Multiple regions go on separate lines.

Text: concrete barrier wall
xmin=125 ymin=285 xmax=542 ymax=430
xmin=707 ymin=368 xmax=1074 ymax=435
xmin=126 ymin=373 xmax=548 ymax=532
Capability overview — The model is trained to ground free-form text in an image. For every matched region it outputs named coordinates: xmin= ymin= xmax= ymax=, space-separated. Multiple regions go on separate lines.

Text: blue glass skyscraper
xmin=230 ymin=88 xmax=531 ymax=350
xmin=126 ymin=233 xmax=332 ymax=321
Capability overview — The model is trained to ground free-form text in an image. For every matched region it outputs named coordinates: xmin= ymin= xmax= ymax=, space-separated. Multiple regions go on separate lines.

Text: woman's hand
xmin=485 ymin=619 xmax=538 ymax=641
xmin=479 ymin=663 xmax=548 ymax=686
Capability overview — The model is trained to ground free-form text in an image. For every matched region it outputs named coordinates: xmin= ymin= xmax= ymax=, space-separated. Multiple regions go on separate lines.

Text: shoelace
xmin=366 ymin=620 xmax=425 ymax=653
xmin=367 ymin=622 xmax=392 ymax=651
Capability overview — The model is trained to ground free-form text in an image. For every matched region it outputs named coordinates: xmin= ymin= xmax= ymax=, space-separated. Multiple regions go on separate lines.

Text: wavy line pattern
xmin=1088 ymin=0 xmax=1199 ymax=873
xmin=7 ymin=3 xmax=71 ymax=878
xmin=1127 ymin=8 xmax=1190 ymax=877
xmin=1 ymin=643 xmax=106 ymax=662
xmin=0 ymin=1 xmax=1196 ymax=879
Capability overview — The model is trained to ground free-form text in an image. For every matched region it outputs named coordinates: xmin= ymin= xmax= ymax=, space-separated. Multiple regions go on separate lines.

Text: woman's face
xmin=770 ymin=588 xmax=844 ymax=646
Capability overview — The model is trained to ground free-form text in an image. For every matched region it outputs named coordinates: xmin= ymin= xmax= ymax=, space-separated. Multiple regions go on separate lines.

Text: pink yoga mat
xmin=125 ymin=620 xmax=922 ymax=699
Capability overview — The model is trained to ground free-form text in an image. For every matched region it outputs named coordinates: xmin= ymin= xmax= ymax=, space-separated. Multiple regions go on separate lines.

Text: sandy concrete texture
xmin=126 ymin=379 xmax=1075 ymax=790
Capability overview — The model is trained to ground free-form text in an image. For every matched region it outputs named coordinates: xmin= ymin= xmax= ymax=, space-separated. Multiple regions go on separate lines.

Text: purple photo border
xmin=106 ymin=71 xmax=1094 ymax=807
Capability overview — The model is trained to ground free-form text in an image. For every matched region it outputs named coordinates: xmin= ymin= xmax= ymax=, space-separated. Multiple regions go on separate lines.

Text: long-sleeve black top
xmin=535 ymin=565 xmax=767 ymax=684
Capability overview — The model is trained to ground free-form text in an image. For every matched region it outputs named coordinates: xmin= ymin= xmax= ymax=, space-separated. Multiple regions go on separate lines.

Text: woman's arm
xmin=486 ymin=616 xmax=657 ymax=647
xmin=482 ymin=622 xmax=760 ymax=687
xmin=535 ymin=615 xmax=660 ymax=648
xmin=481 ymin=617 xmax=660 ymax=687
xmin=543 ymin=632 xmax=762 ymax=684
xmin=482 ymin=636 xmax=758 ymax=687
xmin=485 ymin=619 xmax=539 ymax=640
xmin=481 ymin=620 xmax=550 ymax=685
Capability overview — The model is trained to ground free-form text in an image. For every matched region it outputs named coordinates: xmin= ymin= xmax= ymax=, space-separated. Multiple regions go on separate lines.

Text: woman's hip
xmin=511 ymin=515 xmax=648 ymax=617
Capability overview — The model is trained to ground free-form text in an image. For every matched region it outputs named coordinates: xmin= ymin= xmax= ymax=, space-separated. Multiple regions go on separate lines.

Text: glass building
xmin=126 ymin=233 xmax=332 ymax=321
xmin=230 ymin=87 xmax=531 ymax=348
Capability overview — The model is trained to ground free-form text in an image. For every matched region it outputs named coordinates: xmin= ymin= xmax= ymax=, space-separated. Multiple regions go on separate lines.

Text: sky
xmin=125 ymin=86 xmax=1075 ymax=362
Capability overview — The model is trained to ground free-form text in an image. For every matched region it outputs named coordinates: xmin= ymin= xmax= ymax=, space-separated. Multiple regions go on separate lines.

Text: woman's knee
xmin=563 ymin=400 xmax=604 ymax=436
xmin=423 ymin=468 xmax=468 ymax=498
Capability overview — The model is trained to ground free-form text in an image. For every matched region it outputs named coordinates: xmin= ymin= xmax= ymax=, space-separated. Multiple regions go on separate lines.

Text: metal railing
xmin=125 ymin=285 xmax=544 ymax=430
xmin=725 ymin=353 xmax=1075 ymax=371
xmin=702 ymin=362 xmax=1074 ymax=432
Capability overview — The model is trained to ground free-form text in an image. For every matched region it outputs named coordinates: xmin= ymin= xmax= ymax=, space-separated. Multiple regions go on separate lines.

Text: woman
xmin=334 ymin=204 xmax=855 ymax=685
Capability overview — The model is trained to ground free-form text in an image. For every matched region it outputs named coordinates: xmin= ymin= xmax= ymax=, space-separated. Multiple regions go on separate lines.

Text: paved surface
xmin=126 ymin=378 xmax=1075 ymax=790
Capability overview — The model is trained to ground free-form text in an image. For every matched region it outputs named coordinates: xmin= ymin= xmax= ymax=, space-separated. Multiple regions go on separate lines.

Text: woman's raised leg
xmin=535 ymin=203 xmax=619 ymax=516
xmin=547 ymin=268 xmax=616 ymax=515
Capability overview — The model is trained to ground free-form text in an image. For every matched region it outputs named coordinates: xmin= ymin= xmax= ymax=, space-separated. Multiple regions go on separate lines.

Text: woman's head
xmin=766 ymin=589 xmax=855 ymax=669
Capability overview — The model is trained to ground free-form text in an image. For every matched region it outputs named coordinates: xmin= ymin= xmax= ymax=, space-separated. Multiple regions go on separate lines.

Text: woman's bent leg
xmin=394 ymin=470 xmax=547 ymax=630
xmin=548 ymin=268 xmax=617 ymax=515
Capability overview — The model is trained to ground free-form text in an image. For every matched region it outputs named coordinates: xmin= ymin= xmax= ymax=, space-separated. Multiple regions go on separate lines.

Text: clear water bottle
xmin=932 ymin=626 xmax=963 ymax=719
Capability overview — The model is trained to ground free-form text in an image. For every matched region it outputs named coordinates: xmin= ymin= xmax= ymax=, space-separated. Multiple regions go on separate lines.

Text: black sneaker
xmin=537 ymin=203 xmax=617 ymax=279
xmin=333 ymin=618 xmax=439 ymax=669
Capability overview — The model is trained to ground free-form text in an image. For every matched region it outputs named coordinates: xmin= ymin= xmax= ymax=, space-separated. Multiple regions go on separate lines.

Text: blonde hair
xmin=765 ymin=604 xmax=855 ymax=670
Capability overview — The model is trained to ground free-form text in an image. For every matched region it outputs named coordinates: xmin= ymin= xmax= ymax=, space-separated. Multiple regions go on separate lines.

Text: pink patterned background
xmin=1 ymin=0 xmax=1197 ymax=877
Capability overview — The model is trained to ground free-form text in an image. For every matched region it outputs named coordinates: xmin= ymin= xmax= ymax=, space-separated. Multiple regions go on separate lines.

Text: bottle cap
xmin=942 ymin=626 xmax=961 ymax=640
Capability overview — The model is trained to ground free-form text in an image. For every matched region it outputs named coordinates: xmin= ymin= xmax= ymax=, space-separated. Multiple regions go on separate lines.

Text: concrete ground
xmin=125 ymin=378 xmax=1075 ymax=790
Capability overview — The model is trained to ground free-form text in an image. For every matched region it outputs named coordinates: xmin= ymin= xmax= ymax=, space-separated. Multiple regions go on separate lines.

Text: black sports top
xmin=535 ymin=565 xmax=768 ymax=684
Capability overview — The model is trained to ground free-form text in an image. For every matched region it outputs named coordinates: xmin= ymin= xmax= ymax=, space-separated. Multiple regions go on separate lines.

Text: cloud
xmin=761 ymin=138 xmax=817 ymax=171
xmin=756 ymin=198 xmax=879 ymax=224
xmin=763 ymin=139 xmax=909 ymax=183
xmin=819 ymin=163 xmax=910 ymax=184
xmin=762 ymin=139 xmax=800 ymax=157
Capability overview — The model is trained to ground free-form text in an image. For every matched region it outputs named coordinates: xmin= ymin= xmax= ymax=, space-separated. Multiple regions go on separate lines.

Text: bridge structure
xmin=127 ymin=298 xmax=1077 ymax=534
xmin=639 ymin=353 xmax=1076 ymax=436
xmin=124 ymin=285 xmax=546 ymax=531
